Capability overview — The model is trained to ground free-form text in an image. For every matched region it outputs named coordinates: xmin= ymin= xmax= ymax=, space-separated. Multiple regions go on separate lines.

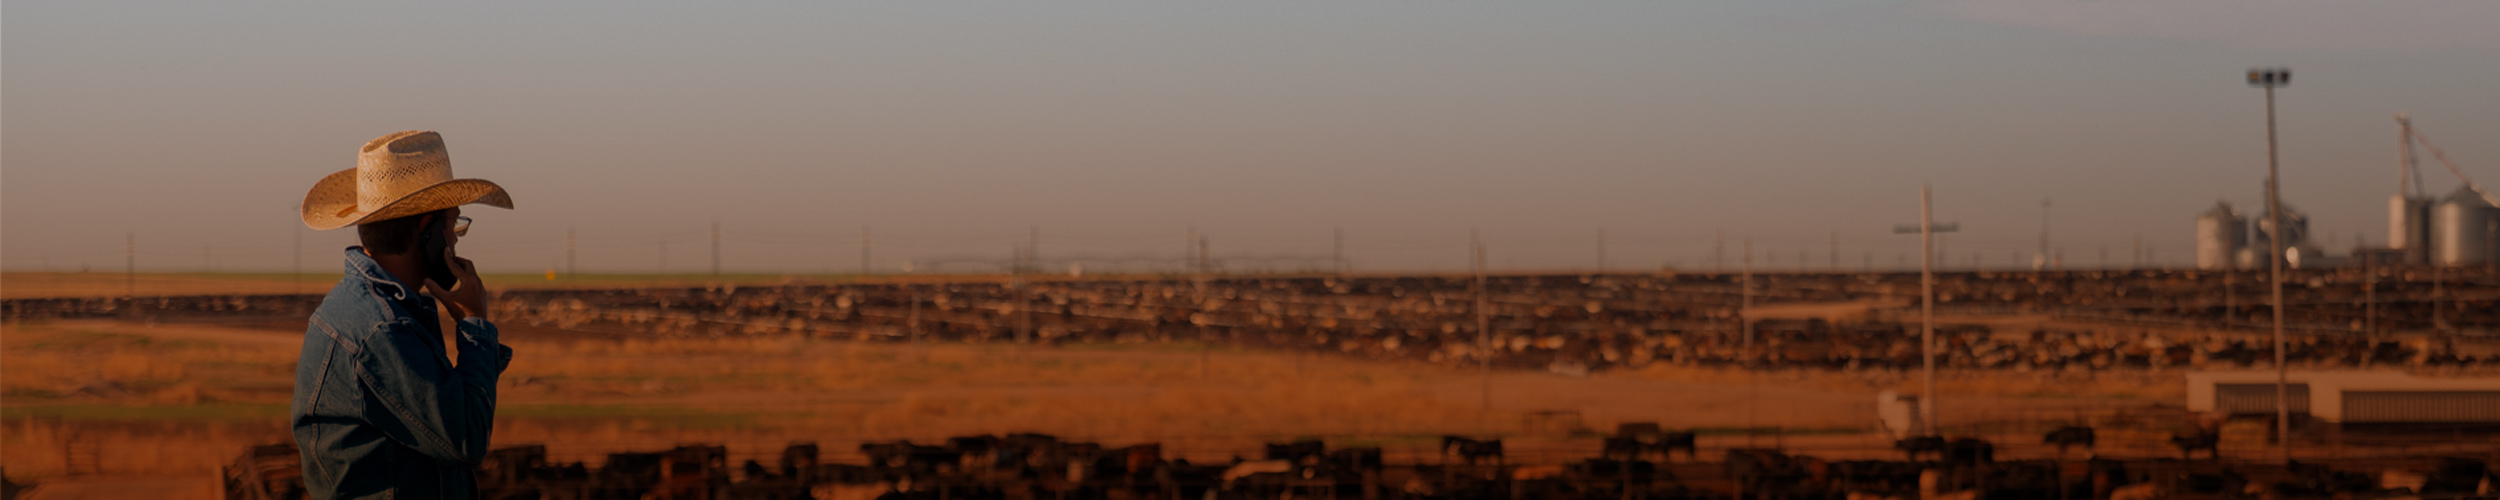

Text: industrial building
xmin=2188 ymin=371 xmax=2500 ymax=424
xmin=2195 ymin=202 xmax=2247 ymax=270
xmin=2197 ymin=115 xmax=2498 ymax=269
xmin=2431 ymin=186 xmax=2498 ymax=266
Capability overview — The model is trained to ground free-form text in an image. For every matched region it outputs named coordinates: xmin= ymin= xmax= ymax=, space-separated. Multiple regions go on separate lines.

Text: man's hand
xmin=424 ymin=248 xmax=489 ymax=321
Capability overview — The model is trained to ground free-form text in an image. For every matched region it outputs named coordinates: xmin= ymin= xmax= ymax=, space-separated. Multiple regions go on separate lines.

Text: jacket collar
xmin=342 ymin=246 xmax=424 ymax=303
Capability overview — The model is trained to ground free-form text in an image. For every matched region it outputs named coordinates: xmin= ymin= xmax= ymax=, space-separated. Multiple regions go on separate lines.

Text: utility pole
xmin=2249 ymin=66 xmax=2293 ymax=464
xmin=1186 ymin=227 xmax=1197 ymax=273
xmin=566 ymin=228 xmax=577 ymax=277
xmin=1895 ymin=185 xmax=1960 ymax=436
xmin=710 ymin=219 xmax=721 ymax=277
xmin=1741 ymin=239 xmax=1753 ymax=362
xmin=1029 ymin=226 xmax=1041 ymax=273
xmin=1475 ymin=230 xmax=1490 ymax=411
xmin=1715 ymin=230 xmax=1726 ymax=272
xmin=1830 ymin=231 xmax=1839 ymax=270
xmin=1919 ymin=187 xmax=1938 ymax=435
xmin=1596 ymin=230 xmax=1607 ymax=273
xmin=124 ymin=233 xmax=134 ymax=298
xmin=1334 ymin=227 xmax=1345 ymax=275
xmin=2038 ymin=199 xmax=2053 ymax=271
xmin=1010 ymin=241 xmax=1030 ymax=345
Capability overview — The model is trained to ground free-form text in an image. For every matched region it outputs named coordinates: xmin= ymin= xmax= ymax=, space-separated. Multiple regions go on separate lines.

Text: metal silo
xmin=2195 ymin=202 xmax=2247 ymax=270
xmin=2256 ymin=203 xmax=2308 ymax=251
xmin=2390 ymin=195 xmax=2432 ymax=263
xmin=2432 ymin=187 xmax=2498 ymax=266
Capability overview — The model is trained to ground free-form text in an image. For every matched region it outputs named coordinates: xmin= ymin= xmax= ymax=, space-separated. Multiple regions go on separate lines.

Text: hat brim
xmin=301 ymin=167 xmax=514 ymax=230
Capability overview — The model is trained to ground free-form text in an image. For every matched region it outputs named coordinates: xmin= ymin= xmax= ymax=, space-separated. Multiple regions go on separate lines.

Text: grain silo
xmin=2256 ymin=203 xmax=2308 ymax=250
xmin=2390 ymin=194 xmax=2433 ymax=264
xmin=2195 ymin=202 xmax=2247 ymax=270
xmin=2431 ymin=186 xmax=2498 ymax=266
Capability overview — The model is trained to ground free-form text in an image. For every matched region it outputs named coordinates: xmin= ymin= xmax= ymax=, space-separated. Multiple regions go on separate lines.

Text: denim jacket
xmin=293 ymin=247 xmax=513 ymax=499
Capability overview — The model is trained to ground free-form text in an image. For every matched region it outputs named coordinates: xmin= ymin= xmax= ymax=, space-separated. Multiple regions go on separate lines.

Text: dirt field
xmin=0 ymin=272 xmax=851 ymax=299
xmin=0 ymin=316 xmax=2198 ymax=488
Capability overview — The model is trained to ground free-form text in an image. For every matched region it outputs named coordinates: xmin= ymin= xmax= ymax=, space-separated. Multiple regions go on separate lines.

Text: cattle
xmin=1614 ymin=421 xmax=1664 ymax=441
xmin=1945 ymin=438 xmax=1993 ymax=465
xmin=1440 ymin=436 xmax=1505 ymax=466
xmin=2168 ymin=431 xmax=2220 ymax=460
xmin=1262 ymin=439 xmax=1326 ymax=465
xmin=2041 ymin=426 xmax=2094 ymax=456
xmin=1324 ymin=446 xmax=1383 ymax=475
xmin=779 ymin=442 xmax=821 ymax=480
xmin=1894 ymin=436 xmax=1948 ymax=462
xmin=1725 ymin=448 xmax=1806 ymax=497
xmin=1601 ymin=436 xmax=1648 ymax=461
xmin=1220 ymin=459 xmax=1295 ymax=486
xmin=859 ymin=441 xmax=962 ymax=473
xmin=1654 ymin=431 xmax=1698 ymax=462
xmin=1106 ymin=443 xmax=1163 ymax=479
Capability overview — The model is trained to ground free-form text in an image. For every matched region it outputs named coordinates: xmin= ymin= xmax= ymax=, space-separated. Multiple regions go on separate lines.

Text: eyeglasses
xmin=451 ymin=216 xmax=472 ymax=238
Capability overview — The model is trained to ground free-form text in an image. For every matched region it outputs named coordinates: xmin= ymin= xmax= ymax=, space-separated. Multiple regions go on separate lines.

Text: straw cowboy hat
xmin=301 ymin=130 xmax=513 ymax=230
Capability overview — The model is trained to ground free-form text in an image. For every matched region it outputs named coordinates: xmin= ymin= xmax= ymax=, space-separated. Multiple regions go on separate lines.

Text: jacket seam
xmin=351 ymin=330 xmax=467 ymax=462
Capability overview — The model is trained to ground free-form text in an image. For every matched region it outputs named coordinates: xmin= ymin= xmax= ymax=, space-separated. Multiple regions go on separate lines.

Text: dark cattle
xmin=946 ymin=435 xmax=999 ymax=455
xmin=1262 ymin=440 xmax=1326 ymax=465
xmin=1724 ymin=448 xmax=1805 ymax=497
xmin=1654 ymin=431 xmax=1698 ymax=461
xmin=1324 ymin=447 xmax=1384 ymax=475
xmin=1946 ymin=438 xmax=1993 ymax=465
xmin=2178 ymin=467 xmax=2247 ymax=495
xmin=1828 ymin=460 xmax=1922 ymax=494
xmin=2042 ymin=426 xmax=2094 ymax=456
xmin=779 ymin=442 xmax=820 ymax=479
xmin=1615 ymin=422 xmax=1663 ymax=441
xmin=1601 ymin=437 xmax=1648 ymax=460
xmin=2424 ymin=457 xmax=2492 ymax=496
xmin=859 ymin=441 xmax=962 ymax=473
xmin=1107 ymin=443 xmax=1163 ymax=479
xmin=2168 ymin=432 xmax=2220 ymax=460
xmin=995 ymin=433 xmax=1062 ymax=469
xmin=649 ymin=445 xmax=728 ymax=500
xmin=1894 ymin=435 xmax=1948 ymax=462
xmin=1569 ymin=458 xmax=1660 ymax=482
xmin=1439 ymin=436 xmax=1504 ymax=466
xmin=859 ymin=442 xmax=913 ymax=469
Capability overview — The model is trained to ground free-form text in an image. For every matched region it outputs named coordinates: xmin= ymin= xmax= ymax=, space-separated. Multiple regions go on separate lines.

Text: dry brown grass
xmin=3 ymin=318 xmax=2202 ymax=481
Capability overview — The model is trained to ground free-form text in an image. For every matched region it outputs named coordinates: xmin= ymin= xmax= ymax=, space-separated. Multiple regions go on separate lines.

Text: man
xmin=293 ymin=130 xmax=516 ymax=499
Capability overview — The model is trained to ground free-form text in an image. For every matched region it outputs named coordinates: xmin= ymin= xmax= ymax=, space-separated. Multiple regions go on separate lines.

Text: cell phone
xmin=419 ymin=214 xmax=460 ymax=290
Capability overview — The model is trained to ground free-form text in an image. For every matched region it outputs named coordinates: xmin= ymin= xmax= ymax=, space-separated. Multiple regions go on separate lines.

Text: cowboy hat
xmin=301 ymin=130 xmax=513 ymax=230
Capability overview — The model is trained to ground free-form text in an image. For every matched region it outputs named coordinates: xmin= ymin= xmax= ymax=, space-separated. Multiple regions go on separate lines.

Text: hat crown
xmin=355 ymin=131 xmax=456 ymax=214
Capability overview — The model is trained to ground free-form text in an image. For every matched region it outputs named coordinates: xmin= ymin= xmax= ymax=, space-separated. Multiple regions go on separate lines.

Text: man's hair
xmin=357 ymin=210 xmax=443 ymax=257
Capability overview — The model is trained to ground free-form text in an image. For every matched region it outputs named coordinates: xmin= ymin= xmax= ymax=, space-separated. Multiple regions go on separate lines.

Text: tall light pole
xmin=1895 ymin=185 xmax=1958 ymax=436
xmin=1475 ymin=230 xmax=1490 ymax=411
xmin=2248 ymin=66 xmax=2292 ymax=464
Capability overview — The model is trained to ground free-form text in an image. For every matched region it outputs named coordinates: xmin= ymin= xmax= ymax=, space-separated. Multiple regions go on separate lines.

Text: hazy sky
xmin=7 ymin=1 xmax=2499 ymax=274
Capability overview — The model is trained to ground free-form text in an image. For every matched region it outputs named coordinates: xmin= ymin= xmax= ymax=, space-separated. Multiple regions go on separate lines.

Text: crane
xmin=2404 ymin=116 xmax=2500 ymax=206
